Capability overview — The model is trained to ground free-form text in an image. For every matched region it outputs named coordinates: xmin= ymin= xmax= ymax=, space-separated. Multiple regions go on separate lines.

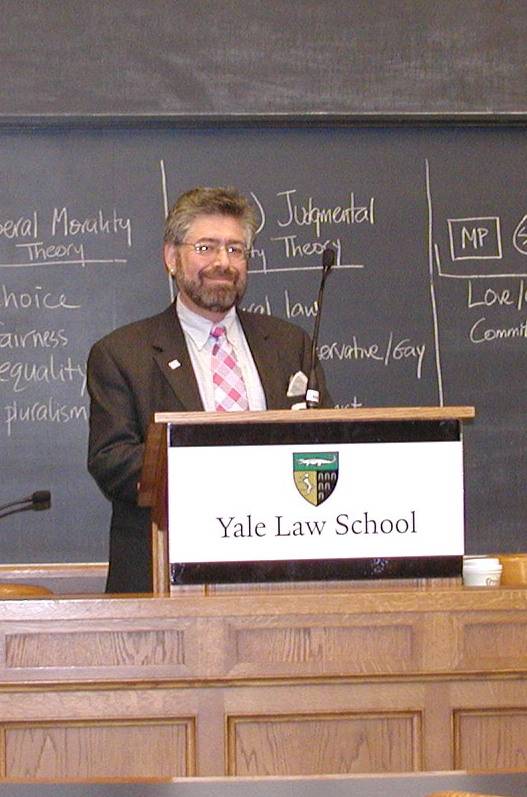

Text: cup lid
xmin=463 ymin=556 xmax=502 ymax=570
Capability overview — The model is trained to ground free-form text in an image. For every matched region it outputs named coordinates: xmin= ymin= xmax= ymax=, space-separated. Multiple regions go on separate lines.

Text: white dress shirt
xmin=176 ymin=296 xmax=267 ymax=411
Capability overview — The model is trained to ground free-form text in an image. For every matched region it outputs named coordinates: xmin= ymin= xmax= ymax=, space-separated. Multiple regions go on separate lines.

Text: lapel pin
xmin=168 ymin=359 xmax=181 ymax=370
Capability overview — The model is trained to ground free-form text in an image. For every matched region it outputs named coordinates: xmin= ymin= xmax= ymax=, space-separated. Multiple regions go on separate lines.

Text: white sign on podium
xmin=168 ymin=439 xmax=464 ymax=567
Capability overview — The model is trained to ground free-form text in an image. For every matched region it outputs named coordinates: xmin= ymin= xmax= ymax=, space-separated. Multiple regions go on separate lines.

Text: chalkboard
xmin=1 ymin=0 xmax=527 ymax=120
xmin=1 ymin=124 xmax=527 ymax=564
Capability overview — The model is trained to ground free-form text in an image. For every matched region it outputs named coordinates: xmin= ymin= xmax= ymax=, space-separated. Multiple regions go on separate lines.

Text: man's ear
xmin=164 ymin=243 xmax=177 ymax=276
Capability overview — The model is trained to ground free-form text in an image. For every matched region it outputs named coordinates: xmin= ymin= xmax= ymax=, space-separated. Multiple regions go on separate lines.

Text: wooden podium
xmin=139 ymin=406 xmax=475 ymax=595
xmin=10 ymin=409 xmax=527 ymax=781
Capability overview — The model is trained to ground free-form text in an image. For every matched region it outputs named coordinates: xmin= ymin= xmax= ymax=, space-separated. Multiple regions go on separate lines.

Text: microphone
xmin=0 ymin=491 xmax=51 ymax=520
xmin=305 ymin=247 xmax=335 ymax=408
xmin=30 ymin=491 xmax=52 ymax=510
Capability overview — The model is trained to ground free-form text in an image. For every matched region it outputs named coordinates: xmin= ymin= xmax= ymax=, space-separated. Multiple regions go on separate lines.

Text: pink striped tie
xmin=210 ymin=325 xmax=249 ymax=411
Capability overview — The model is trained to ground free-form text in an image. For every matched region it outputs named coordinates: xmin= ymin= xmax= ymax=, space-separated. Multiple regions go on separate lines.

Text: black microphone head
xmin=31 ymin=490 xmax=51 ymax=510
xmin=322 ymin=247 xmax=336 ymax=272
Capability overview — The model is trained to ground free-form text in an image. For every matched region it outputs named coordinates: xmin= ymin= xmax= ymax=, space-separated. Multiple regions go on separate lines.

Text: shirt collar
xmin=176 ymin=295 xmax=237 ymax=351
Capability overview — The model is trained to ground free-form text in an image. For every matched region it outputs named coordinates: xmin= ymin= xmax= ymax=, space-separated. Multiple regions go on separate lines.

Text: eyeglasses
xmin=179 ymin=240 xmax=250 ymax=262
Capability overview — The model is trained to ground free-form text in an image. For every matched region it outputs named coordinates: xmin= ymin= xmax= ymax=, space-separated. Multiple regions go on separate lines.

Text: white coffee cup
xmin=462 ymin=556 xmax=502 ymax=587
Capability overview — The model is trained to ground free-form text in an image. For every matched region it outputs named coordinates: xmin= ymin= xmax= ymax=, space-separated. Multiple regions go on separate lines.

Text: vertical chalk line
xmin=160 ymin=159 xmax=175 ymax=302
xmin=425 ymin=158 xmax=444 ymax=406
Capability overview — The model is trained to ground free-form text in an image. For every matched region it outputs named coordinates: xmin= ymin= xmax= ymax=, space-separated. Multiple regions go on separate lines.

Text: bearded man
xmin=87 ymin=186 xmax=331 ymax=593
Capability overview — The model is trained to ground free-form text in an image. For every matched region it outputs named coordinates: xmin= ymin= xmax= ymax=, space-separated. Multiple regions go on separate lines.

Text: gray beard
xmin=175 ymin=264 xmax=247 ymax=313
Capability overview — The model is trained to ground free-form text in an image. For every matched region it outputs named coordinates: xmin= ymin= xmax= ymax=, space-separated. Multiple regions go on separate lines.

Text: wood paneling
xmin=454 ymin=709 xmax=527 ymax=771
xmin=460 ymin=618 xmax=527 ymax=670
xmin=0 ymin=584 xmax=524 ymax=779
xmin=5 ymin=629 xmax=185 ymax=668
xmin=2 ymin=719 xmax=194 ymax=779
xmin=229 ymin=619 xmax=416 ymax=674
xmin=227 ymin=712 xmax=421 ymax=775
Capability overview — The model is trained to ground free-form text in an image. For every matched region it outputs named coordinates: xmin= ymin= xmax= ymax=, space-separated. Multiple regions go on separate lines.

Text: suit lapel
xmin=151 ymin=305 xmax=289 ymax=411
xmin=239 ymin=311 xmax=285 ymax=409
xmin=151 ymin=304 xmax=204 ymax=411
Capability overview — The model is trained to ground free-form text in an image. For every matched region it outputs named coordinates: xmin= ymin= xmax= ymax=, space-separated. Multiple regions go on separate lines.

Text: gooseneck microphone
xmin=305 ymin=247 xmax=336 ymax=408
xmin=0 ymin=491 xmax=51 ymax=520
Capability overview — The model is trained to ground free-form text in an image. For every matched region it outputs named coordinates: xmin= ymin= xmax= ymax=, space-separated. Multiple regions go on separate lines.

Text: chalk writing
xmin=51 ymin=207 xmax=132 ymax=248
xmin=317 ymin=334 xmax=425 ymax=379
xmin=0 ymin=206 xmax=131 ymax=269
xmin=16 ymin=241 xmax=87 ymax=267
xmin=448 ymin=217 xmax=502 ymax=261
xmin=469 ymin=317 xmax=527 ymax=343
xmin=0 ymin=284 xmax=81 ymax=310
xmin=243 ymin=296 xmax=273 ymax=315
xmin=335 ymin=398 xmax=363 ymax=409
xmin=513 ymin=214 xmax=527 ymax=255
xmin=249 ymin=246 xmax=267 ymax=271
xmin=0 ymin=355 xmax=86 ymax=396
xmin=467 ymin=280 xmax=517 ymax=308
xmin=272 ymin=235 xmax=342 ymax=261
xmin=3 ymin=397 xmax=88 ymax=437
xmin=0 ymin=213 xmax=38 ymax=239
xmin=0 ymin=324 xmax=68 ymax=349
xmin=284 ymin=290 xmax=318 ymax=319
xmin=276 ymin=189 xmax=375 ymax=237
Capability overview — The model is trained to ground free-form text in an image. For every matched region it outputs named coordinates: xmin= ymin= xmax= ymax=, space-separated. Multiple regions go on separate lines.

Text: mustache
xmin=200 ymin=265 xmax=239 ymax=282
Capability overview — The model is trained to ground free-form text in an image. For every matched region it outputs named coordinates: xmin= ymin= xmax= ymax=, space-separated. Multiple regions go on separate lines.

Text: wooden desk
xmin=0 ymin=582 xmax=526 ymax=780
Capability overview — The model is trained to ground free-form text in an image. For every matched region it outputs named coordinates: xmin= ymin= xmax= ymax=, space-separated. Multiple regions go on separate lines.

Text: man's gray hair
xmin=164 ymin=186 xmax=258 ymax=247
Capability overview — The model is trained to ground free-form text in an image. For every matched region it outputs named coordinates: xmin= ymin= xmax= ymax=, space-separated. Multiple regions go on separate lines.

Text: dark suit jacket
xmin=87 ymin=302 xmax=332 ymax=593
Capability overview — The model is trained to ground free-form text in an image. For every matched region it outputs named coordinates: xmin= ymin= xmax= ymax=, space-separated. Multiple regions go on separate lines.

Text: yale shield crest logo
xmin=293 ymin=452 xmax=339 ymax=506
